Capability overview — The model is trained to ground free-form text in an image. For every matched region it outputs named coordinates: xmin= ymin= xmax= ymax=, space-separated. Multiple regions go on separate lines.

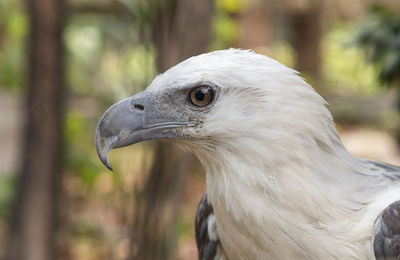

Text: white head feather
xmin=146 ymin=49 xmax=398 ymax=259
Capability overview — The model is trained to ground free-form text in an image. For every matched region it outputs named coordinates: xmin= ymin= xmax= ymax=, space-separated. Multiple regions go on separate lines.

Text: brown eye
xmin=189 ymin=85 xmax=215 ymax=107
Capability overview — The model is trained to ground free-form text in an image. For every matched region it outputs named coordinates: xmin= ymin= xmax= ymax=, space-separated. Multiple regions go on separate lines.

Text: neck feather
xmin=192 ymin=129 xmax=374 ymax=258
xmin=193 ymin=116 xmax=371 ymax=223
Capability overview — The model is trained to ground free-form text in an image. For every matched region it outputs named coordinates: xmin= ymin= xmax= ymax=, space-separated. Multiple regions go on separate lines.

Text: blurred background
xmin=1 ymin=0 xmax=400 ymax=259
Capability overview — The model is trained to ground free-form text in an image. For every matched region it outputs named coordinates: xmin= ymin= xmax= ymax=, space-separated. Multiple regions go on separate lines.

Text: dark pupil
xmin=195 ymin=90 xmax=206 ymax=101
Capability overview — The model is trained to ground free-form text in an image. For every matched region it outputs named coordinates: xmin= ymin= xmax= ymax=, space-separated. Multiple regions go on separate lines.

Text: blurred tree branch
xmin=130 ymin=0 xmax=214 ymax=259
xmin=289 ymin=1 xmax=322 ymax=85
xmin=354 ymin=6 xmax=400 ymax=86
xmin=68 ymin=0 xmax=128 ymax=16
xmin=328 ymin=91 xmax=400 ymax=127
xmin=6 ymin=0 xmax=66 ymax=259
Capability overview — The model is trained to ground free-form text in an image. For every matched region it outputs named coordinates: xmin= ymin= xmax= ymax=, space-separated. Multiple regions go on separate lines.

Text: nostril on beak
xmin=133 ymin=104 xmax=144 ymax=111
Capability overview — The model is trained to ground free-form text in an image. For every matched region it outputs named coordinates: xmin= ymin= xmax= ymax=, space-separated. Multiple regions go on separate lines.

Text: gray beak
xmin=95 ymin=91 xmax=197 ymax=170
xmin=95 ymin=97 xmax=138 ymax=170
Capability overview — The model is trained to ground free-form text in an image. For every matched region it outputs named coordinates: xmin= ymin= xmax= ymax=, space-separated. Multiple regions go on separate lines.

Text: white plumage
xmin=96 ymin=49 xmax=400 ymax=259
xmin=158 ymin=49 xmax=400 ymax=259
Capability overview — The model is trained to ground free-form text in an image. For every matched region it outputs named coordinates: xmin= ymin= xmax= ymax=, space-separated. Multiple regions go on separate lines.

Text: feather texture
xmin=146 ymin=49 xmax=400 ymax=259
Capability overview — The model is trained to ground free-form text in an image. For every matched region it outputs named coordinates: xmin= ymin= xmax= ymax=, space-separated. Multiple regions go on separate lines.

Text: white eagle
xmin=96 ymin=49 xmax=400 ymax=260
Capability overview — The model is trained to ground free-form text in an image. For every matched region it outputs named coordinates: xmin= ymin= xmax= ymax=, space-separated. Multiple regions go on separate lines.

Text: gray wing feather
xmin=195 ymin=193 xmax=225 ymax=260
xmin=369 ymin=160 xmax=400 ymax=181
xmin=374 ymin=200 xmax=400 ymax=259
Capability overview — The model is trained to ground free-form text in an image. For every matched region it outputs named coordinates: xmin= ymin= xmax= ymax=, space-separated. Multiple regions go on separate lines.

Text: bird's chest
xmin=210 ymin=195 xmax=372 ymax=260
xmin=211 ymin=199 xmax=306 ymax=260
xmin=205 ymin=165 xmax=377 ymax=259
xmin=214 ymin=211 xmax=269 ymax=259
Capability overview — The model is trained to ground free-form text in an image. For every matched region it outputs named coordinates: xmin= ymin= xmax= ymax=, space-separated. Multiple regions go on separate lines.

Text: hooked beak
xmin=95 ymin=98 xmax=133 ymax=170
xmin=95 ymin=92 xmax=196 ymax=170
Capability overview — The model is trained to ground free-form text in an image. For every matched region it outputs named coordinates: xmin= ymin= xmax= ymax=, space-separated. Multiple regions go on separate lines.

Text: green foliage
xmin=0 ymin=0 xmax=27 ymax=91
xmin=0 ymin=175 xmax=15 ymax=221
xmin=65 ymin=110 xmax=87 ymax=142
xmin=65 ymin=15 xmax=156 ymax=101
xmin=267 ymin=24 xmax=379 ymax=96
xmin=63 ymin=11 xmax=157 ymax=197
xmin=65 ymin=19 xmax=103 ymax=97
xmin=66 ymin=149 xmax=102 ymax=192
xmin=74 ymin=220 xmax=101 ymax=240
xmin=354 ymin=6 xmax=400 ymax=85
xmin=268 ymin=42 xmax=296 ymax=68
xmin=212 ymin=0 xmax=247 ymax=49
xmin=212 ymin=13 xmax=240 ymax=49
xmin=216 ymin=0 xmax=247 ymax=13
xmin=323 ymin=23 xmax=379 ymax=96
xmin=65 ymin=110 xmax=102 ymax=191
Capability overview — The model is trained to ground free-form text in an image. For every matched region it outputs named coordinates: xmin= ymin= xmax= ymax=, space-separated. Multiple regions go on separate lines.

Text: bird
xmin=95 ymin=49 xmax=400 ymax=259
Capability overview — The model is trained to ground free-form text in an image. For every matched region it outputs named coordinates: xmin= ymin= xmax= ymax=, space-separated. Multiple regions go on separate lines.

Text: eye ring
xmin=189 ymin=85 xmax=215 ymax=107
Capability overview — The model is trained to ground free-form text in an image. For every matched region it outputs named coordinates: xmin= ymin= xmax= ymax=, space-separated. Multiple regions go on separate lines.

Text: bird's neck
xmin=195 ymin=130 xmax=372 ymax=258
xmin=199 ymin=126 xmax=363 ymax=214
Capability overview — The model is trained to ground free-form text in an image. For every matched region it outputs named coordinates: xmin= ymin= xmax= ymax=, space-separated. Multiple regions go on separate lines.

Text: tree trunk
xmin=6 ymin=0 xmax=65 ymax=259
xmin=290 ymin=3 xmax=322 ymax=85
xmin=132 ymin=0 xmax=214 ymax=259
xmin=151 ymin=0 xmax=215 ymax=72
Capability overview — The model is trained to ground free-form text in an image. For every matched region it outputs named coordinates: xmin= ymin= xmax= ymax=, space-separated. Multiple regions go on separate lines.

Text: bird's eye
xmin=189 ymin=85 xmax=215 ymax=107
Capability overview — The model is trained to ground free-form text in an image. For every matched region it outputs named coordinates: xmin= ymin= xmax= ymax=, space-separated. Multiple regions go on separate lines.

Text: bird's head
xmin=96 ymin=49 xmax=338 ymax=170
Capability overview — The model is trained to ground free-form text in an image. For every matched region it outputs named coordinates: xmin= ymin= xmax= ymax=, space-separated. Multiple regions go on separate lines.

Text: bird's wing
xmin=367 ymin=160 xmax=400 ymax=181
xmin=374 ymin=200 xmax=400 ymax=259
xmin=363 ymin=160 xmax=400 ymax=259
xmin=195 ymin=193 xmax=227 ymax=260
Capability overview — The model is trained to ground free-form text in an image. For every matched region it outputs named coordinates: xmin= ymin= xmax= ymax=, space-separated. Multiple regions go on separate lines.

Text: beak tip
xmin=105 ymin=160 xmax=113 ymax=172
xmin=99 ymin=151 xmax=113 ymax=171
xmin=95 ymin=130 xmax=118 ymax=172
xmin=97 ymin=146 xmax=113 ymax=171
